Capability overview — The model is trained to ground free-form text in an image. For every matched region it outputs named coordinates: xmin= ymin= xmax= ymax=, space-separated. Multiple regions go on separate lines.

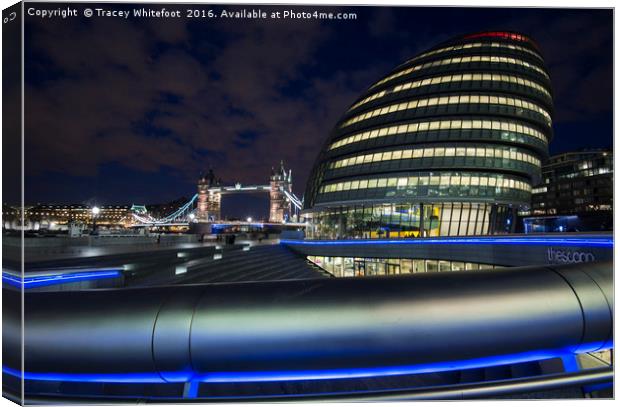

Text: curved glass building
xmin=303 ymin=31 xmax=553 ymax=239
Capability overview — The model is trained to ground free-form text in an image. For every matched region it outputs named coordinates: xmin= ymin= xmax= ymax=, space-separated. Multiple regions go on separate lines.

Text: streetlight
xmin=189 ymin=213 xmax=196 ymax=222
xmin=246 ymin=217 xmax=253 ymax=223
xmin=91 ymin=206 xmax=100 ymax=234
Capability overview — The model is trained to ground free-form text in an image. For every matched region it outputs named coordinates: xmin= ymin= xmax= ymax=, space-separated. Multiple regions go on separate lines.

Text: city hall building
xmin=303 ymin=31 xmax=552 ymax=240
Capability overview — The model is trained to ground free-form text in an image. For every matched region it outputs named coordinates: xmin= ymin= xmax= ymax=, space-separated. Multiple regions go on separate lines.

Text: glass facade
xmin=306 ymin=202 xmax=515 ymax=239
xmin=522 ymin=149 xmax=613 ymax=233
xmin=530 ymin=150 xmax=613 ymax=216
xmin=349 ymin=72 xmax=551 ymax=112
xmin=303 ymin=31 xmax=552 ymax=239
xmin=307 ymin=255 xmax=502 ymax=277
xmin=341 ymin=93 xmax=551 ymax=128
xmin=370 ymin=55 xmax=549 ymax=90
xmin=328 ymin=119 xmax=548 ymax=152
xmin=404 ymin=41 xmax=543 ymax=65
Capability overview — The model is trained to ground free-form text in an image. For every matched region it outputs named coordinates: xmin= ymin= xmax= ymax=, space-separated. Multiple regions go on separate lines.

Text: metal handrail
xmin=3 ymin=261 xmax=612 ymax=397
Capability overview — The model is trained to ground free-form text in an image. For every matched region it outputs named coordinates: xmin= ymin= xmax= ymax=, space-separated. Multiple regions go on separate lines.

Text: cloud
xmin=24 ymin=16 xmax=209 ymax=179
xmin=24 ymin=14 xmax=381 ymax=198
xmin=368 ymin=8 xmax=397 ymax=38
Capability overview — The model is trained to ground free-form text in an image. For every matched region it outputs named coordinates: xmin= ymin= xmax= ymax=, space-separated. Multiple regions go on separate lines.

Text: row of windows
xmin=308 ymin=256 xmax=500 ymax=277
xmin=28 ymin=213 xmax=99 ymax=217
xmin=329 ymin=119 xmax=548 ymax=151
xmin=319 ymin=173 xmax=532 ymax=194
xmin=315 ymin=183 xmax=530 ymax=204
xmin=340 ymin=94 xmax=552 ymax=129
xmin=545 ymin=167 xmax=612 ymax=182
xmin=405 ymin=41 xmax=543 ymax=65
xmin=370 ymin=55 xmax=549 ymax=90
xmin=307 ymin=202 xmax=514 ymax=239
xmin=26 ymin=215 xmax=129 ymax=220
xmin=29 ymin=207 xmax=129 ymax=211
xmin=350 ymin=72 xmax=551 ymax=112
xmin=329 ymin=146 xmax=541 ymax=169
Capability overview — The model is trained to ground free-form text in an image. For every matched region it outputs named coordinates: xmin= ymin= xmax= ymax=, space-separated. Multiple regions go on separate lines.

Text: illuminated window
xmin=370 ymin=54 xmax=548 ymax=90
xmin=329 ymin=118 xmax=548 ymax=150
xmin=318 ymin=173 xmax=531 ymax=196
xmin=341 ymin=94 xmax=551 ymax=129
xmin=402 ymin=41 xmax=543 ymax=64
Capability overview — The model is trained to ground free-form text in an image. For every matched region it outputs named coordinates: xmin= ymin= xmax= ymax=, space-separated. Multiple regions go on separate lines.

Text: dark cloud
xmin=26 ymin=11 xmax=359 ymax=195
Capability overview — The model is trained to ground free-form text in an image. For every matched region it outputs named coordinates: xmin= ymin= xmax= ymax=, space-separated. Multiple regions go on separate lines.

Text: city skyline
xmin=11 ymin=6 xmax=613 ymax=219
xmin=2 ymin=4 xmax=614 ymax=401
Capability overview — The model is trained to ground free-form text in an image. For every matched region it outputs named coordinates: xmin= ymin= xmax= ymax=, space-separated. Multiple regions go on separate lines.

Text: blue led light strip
xmin=281 ymin=236 xmax=613 ymax=248
xmin=2 ymin=366 xmax=170 ymax=383
xmin=2 ymin=269 xmax=122 ymax=289
xmin=2 ymin=343 xmax=612 ymax=384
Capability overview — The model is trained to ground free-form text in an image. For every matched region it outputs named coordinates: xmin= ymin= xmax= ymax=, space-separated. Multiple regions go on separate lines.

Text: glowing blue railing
xmin=2 ymin=269 xmax=122 ymax=289
xmin=281 ymin=235 xmax=613 ymax=248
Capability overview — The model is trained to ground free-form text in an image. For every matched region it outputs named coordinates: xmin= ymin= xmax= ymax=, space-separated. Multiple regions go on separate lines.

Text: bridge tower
xmin=197 ymin=169 xmax=221 ymax=221
xmin=269 ymin=161 xmax=292 ymax=223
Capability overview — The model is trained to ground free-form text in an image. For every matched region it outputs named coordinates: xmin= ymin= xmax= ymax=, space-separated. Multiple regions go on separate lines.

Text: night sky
xmin=21 ymin=4 xmax=612 ymax=219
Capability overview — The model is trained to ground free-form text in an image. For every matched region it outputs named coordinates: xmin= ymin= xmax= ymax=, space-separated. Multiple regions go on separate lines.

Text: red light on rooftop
xmin=463 ymin=31 xmax=528 ymax=42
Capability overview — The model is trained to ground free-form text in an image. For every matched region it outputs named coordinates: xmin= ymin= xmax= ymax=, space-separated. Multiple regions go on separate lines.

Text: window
xmin=330 ymin=145 xmax=540 ymax=169
xmin=369 ymin=53 xmax=548 ymax=91
xmin=340 ymin=93 xmax=551 ymax=129
xmin=319 ymin=173 xmax=530 ymax=196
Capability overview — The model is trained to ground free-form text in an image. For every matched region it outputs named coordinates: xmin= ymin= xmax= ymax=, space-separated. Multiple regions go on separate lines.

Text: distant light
xmin=247 ymin=217 xmax=253 ymax=223
xmin=91 ymin=206 xmax=101 ymax=216
xmin=189 ymin=213 xmax=196 ymax=220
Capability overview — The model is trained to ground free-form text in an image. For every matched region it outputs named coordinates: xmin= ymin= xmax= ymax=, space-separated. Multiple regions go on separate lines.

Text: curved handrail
xmin=3 ymin=261 xmax=612 ymax=388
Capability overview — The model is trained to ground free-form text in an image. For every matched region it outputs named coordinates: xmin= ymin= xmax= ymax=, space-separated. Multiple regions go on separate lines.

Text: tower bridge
xmin=132 ymin=161 xmax=303 ymax=227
